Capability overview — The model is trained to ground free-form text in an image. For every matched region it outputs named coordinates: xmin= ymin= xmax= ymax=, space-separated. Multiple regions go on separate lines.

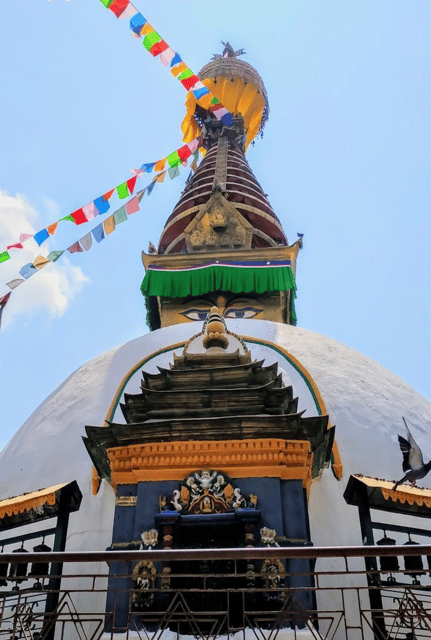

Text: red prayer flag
xmin=127 ymin=176 xmax=137 ymax=195
xmin=67 ymin=241 xmax=84 ymax=254
xmin=108 ymin=0 xmax=130 ymax=18
xmin=71 ymin=208 xmax=88 ymax=225
xmin=7 ymin=243 xmax=23 ymax=250
xmin=177 ymin=145 xmax=192 ymax=162
xmin=149 ymin=40 xmax=169 ymax=57
xmin=104 ymin=189 xmax=115 ymax=201
xmin=181 ymin=75 xmax=200 ymax=91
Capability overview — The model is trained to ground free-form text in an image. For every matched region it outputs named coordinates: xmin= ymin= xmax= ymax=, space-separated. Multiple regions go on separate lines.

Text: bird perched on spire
xmin=211 ymin=42 xmax=246 ymax=60
xmin=392 ymin=418 xmax=431 ymax=490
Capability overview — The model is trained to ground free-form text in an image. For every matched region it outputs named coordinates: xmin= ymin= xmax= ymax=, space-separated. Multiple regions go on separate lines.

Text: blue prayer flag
xmin=130 ymin=13 xmax=147 ymax=35
xmin=19 ymin=263 xmax=38 ymax=279
xmin=170 ymin=53 xmax=182 ymax=67
xmin=94 ymin=197 xmax=110 ymax=215
xmin=140 ymin=163 xmax=155 ymax=173
xmin=92 ymin=223 xmax=105 ymax=244
xmin=34 ymin=228 xmax=49 ymax=246
xmin=147 ymin=181 xmax=156 ymax=196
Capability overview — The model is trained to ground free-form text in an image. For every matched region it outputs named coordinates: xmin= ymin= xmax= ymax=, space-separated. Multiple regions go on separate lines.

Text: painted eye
xmin=181 ymin=309 xmax=210 ymax=321
xmin=224 ymin=307 xmax=262 ymax=319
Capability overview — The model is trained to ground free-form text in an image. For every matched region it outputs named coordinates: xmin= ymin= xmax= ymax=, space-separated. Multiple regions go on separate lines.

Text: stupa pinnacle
xmin=141 ymin=50 xmax=301 ymax=330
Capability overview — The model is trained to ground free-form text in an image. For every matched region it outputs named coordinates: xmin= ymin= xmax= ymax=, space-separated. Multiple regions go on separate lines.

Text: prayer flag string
xmin=1 ymin=139 xmax=201 ymax=262
xmin=0 ymin=157 xmax=197 ymax=316
xmin=99 ymin=0 xmax=234 ymax=127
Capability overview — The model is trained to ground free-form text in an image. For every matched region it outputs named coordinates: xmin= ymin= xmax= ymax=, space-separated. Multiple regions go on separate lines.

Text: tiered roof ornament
xmin=141 ymin=48 xmax=302 ymax=330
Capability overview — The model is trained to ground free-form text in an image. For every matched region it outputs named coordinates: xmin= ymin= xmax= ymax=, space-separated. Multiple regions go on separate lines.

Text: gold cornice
xmin=107 ymin=437 xmax=312 ymax=493
xmin=141 ymin=244 xmax=301 ymax=274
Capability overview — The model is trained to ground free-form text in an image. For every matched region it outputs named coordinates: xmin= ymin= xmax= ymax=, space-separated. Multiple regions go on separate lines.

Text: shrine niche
xmin=159 ymin=469 xmax=257 ymax=515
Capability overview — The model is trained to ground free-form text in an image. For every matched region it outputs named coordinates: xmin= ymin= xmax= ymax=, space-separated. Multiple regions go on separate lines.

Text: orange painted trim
xmin=107 ymin=437 xmax=313 ymax=492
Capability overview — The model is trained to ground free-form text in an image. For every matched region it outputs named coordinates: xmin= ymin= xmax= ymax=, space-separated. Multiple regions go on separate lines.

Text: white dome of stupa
xmin=1 ymin=319 xmax=430 ymax=553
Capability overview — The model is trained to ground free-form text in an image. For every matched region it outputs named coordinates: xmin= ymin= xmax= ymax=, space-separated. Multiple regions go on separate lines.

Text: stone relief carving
xmin=160 ymin=469 xmax=257 ymax=515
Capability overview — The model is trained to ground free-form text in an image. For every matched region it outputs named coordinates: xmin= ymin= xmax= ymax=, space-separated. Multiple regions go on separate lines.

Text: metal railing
xmin=0 ymin=545 xmax=431 ymax=640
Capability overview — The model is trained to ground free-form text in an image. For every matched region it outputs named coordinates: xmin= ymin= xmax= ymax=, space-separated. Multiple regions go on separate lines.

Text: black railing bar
xmin=2 ymin=544 xmax=431 ymax=563
xmin=370 ymin=521 xmax=431 ymax=538
xmin=0 ymin=528 xmax=57 ymax=548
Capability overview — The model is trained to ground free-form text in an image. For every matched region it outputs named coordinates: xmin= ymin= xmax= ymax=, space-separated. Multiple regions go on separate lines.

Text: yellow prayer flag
xmin=171 ymin=62 xmax=188 ymax=78
xmin=33 ymin=255 xmax=50 ymax=269
xmin=154 ymin=172 xmax=166 ymax=183
xmin=103 ymin=215 xmax=116 ymax=236
xmin=47 ymin=222 xmax=58 ymax=235
xmin=141 ymin=22 xmax=154 ymax=36
xmin=154 ymin=158 xmax=166 ymax=172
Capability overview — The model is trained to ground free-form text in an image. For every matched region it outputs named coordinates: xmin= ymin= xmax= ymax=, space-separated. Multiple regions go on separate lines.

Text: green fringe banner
xmin=141 ymin=262 xmax=297 ymax=329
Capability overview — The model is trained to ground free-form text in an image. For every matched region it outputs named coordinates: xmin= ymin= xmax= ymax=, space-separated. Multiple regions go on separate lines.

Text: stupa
xmin=0 ymin=45 xmax=430 ymax=639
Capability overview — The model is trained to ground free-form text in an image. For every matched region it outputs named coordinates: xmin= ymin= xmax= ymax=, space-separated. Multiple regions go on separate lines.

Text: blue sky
xmin=1 ymin=0 xmax=430 ymax=450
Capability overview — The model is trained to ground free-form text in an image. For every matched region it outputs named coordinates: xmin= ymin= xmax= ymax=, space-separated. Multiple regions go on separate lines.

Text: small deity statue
xmin=141 ymin=529 xmax=158 ymax=549
xmin=260 ymin=527 xmax=279 ymax=547
xmin=195 ymin=469 xmax=217 ymax=491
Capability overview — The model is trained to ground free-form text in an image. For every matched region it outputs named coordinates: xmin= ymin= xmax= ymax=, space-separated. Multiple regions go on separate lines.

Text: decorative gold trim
xmin=142 ymin=244 xmax=300 ymax=271
xmin=0 ymin=483 xmax=66 ymax=519
xmin=107 ymin=438 xmax=312 ymax=491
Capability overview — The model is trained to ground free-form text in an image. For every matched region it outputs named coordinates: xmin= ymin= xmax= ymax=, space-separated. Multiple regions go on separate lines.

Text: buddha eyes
xmin=181 ymin=307 xmax=262 ymax=321
xmin=181 ymin=309 xmax=209 ymax=321
xmin=224 ymin=307 xmax=262 ymax=319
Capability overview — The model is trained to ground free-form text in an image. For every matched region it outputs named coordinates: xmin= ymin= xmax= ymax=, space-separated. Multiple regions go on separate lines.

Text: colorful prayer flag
xmin=71 ymin=209 xmax=88 ymax=225
xmin=92 ymin=224 xmax=105 ymax=244
xmin=94 ymin=197 xmax=110 ymax=215
xmin=19 ymin=263 xmax=38 ymax=279
xmin=125 ymin=196 xmax=140 ymax=214
xmin=61 ymin=214 xmax=75 ymax=223
xmin=104 ymin=189 xmax=115 ymax=200
xmin=47 ymin=251 xmax=64 ymax=262
xmin=19 ymin=233 xmax=33 ymax=243
xmin=119 ymin=3 xmax=137 ymax=20
xmin=114 ymin=206 xmax=127 ymax=224
xmin=126 ymin=175 xmax=137 ymax=194
xmin=143 ymin=30 xmax=162 ymax=53
xmin=167 ymin=150 xmax=181 ymax=167
xmin=130 ymin=13 xmax=147 ymax=35
xmin=187 ymin=138 xmax=200 ymax=153
xmin=178 ymin=145 xmax=192 ymax=162
xmin=83 ymin=202 xmax=98 ymax=220
xmin=6 ymin=279 xmax=24 ymax=290
xmin=160 ymin=47 xmax=175 ymax=67
xmin=7 ymin=243 xmax=23 ymax=250
xmin=0 ymin=292 xmax=11 ymax=329
xmin=34 ymin=228 xmax=50 ymax=246
xmin=150 ymin=40 xmax=168 ymax=57
xmin=80 ymin=233 xmax=92 ymax=251
xmin=0 ymin=251 xmax=10 ymax=263
xmin=108 ymin=0 xmax=129 ymax=18
xmin=147 ymin=181 xmax=156 ymax=196
xmin=140 ymin=162 xmax=155 ymax=173
xmin=68 ymin=241 xmax=84 ymax=254
xmin=33 ymin=255 xmax=50 ymax=269
xmin=103 ymin=215 xmax=116 ymax=235
xmin=154 ymin=158 xmax=166 ymax=172
xmin=117 ymin=182 xmax=129 ymax=199
xmin=153 ymin=171 xmax=166 ymax=183
xmin=168 ymin=165 xmax=180 ymax=180
xmin=47 ymin=222 xmax=58 ymax=235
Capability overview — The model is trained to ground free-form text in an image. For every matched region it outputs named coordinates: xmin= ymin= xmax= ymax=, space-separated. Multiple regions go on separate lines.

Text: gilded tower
xmin=141 ymin=48 xmax=302 ymax=331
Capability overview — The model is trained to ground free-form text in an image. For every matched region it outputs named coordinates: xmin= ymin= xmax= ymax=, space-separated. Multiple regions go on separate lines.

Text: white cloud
xmin=0 ymin=190 xmax=90 ymax=328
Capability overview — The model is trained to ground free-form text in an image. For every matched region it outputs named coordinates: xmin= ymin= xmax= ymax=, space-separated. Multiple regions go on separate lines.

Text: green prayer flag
xmin=167 ymin=150 xmax=181 ymax=168
xmin=143 ymin=31 xmax=162 ymax=52
xmin=99 ymin=0 xmax=113 ymax=7
xmin=211 ymin=97 xmax=221 ymax=105
xmin=178 ymin=68 xmax=194 ymax=81
xmin=60 ymin=214 xmax=75 ymax=223
xmin=114 ymin=206 xmax=127 ymax=225
xmin=47 ymin=250 xmax=64 ymax=262
xmin=0 ymin=251 xmax=10 ymax=263
xmin=117 ymin=182 xmax=129 ymax=199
